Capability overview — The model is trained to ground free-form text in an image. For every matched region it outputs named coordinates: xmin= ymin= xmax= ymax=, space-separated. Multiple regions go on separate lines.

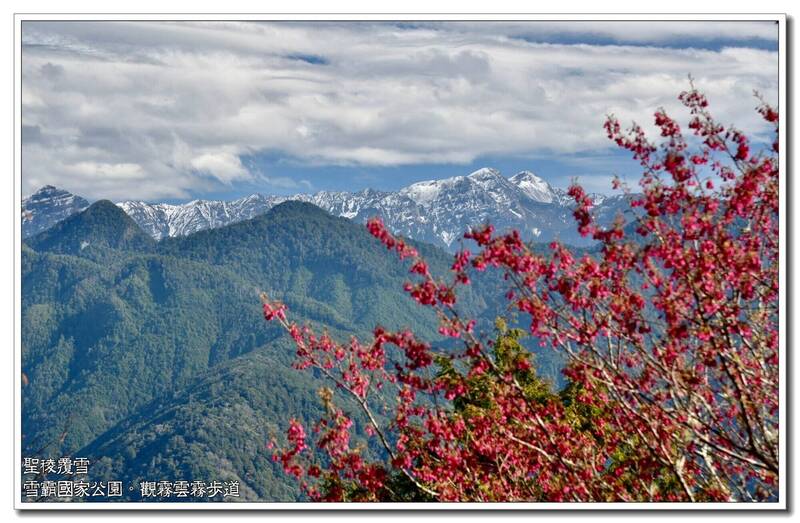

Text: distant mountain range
xmin=23 ymin=168 xmax=634 ymax=250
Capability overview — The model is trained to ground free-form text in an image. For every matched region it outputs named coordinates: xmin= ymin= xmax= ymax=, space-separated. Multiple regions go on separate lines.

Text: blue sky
xmin=199 ymin=149 xmax=642 ymax=203
xmin=20 ymin=20 xmax=779 ymax=202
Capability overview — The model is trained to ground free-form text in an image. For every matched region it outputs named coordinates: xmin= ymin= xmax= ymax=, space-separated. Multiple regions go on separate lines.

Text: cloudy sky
xmin=21 ymin=20 xmax=779 ymax=202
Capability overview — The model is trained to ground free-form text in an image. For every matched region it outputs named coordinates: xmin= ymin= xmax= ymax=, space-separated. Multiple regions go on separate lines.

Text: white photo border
xmin=13 ymin=12 xmax=787 ymax=511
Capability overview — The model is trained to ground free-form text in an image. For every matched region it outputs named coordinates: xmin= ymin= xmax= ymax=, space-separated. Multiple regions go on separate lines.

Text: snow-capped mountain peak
xmin=25 ymin=185 xmax=77 ymax=203
xmin=509 ymin=170 xmax=557 ymax=204
xmin=466 ymin=167 xmax=502 ymax=181
xmin=22 ymin=185 xmax=90 ymax=238
xmin=401 ymin=179 xmax=449 ymax=207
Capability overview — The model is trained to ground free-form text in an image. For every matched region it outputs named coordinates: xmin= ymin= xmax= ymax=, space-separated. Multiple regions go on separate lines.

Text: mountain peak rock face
xmin=509 ymin=170 xmax=557 ymax=203
xmin=117 ymin=194 xmax=286 ymax=240
xmin=467 ymin=167 xmax=502 ymax=182
xmin=22 ymin=185 xmax=90 ymax=238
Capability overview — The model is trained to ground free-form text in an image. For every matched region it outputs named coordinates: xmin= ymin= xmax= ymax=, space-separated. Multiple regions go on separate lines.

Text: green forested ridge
xmin=21 ymin=199 xmax=564 ymax=501
xmin=25 ymin=199 xmax=156 ymax=259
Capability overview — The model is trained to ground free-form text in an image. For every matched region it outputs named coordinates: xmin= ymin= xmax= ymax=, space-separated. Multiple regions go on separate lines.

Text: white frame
xmin=13 ymin=13 xmax=787 ymax=510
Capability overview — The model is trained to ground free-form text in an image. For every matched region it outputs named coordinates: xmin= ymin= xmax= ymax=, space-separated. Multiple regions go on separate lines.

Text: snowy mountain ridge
xmin=24 ymin=168 xmax=628 ymax=250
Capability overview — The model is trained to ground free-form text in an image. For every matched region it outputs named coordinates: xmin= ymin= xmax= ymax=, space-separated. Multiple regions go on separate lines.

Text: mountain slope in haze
xmin=77 ymin=350 xmax=324 ymax=501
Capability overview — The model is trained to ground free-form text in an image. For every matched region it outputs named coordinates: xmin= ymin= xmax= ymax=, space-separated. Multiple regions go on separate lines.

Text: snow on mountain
xmin=508 ymin=170 xmax=557 ymax=203
xmin=402 ymin=179 xmax=446 ymax=207
xmin=118 ymin=194 xmax=287 ymax=240
xmin=22 ymin=185 xmax=90 ymax=238
xmin=24 ymin=168 xmax=634 ymax=250
xmin=112 ymin=167 xmax=586 ymax=250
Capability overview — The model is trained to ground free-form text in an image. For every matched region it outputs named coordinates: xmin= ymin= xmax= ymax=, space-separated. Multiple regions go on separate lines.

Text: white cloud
xmin=67 ymin=161 xmax=146 ymax=180
xmin=438 ymin=20 xmax=778 ymax=45
xmin=190 ymin=151 xmax=249 ymax=184
xmin=20 ymin=20 xmax=779 ymax=200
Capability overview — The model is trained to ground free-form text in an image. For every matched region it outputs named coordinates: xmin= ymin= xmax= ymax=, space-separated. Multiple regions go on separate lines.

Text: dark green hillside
xmin=79 ymin=350 xmax=324 ymax=501
xmin=158 ymin=201 xmax=490 ymax=333
xmin=22 ymin=248 xmax=280 ymax=456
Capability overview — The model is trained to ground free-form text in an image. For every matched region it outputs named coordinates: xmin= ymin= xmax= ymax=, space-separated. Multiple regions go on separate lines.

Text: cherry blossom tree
xmin=263 ymin=86 xmax=779 ymax=502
